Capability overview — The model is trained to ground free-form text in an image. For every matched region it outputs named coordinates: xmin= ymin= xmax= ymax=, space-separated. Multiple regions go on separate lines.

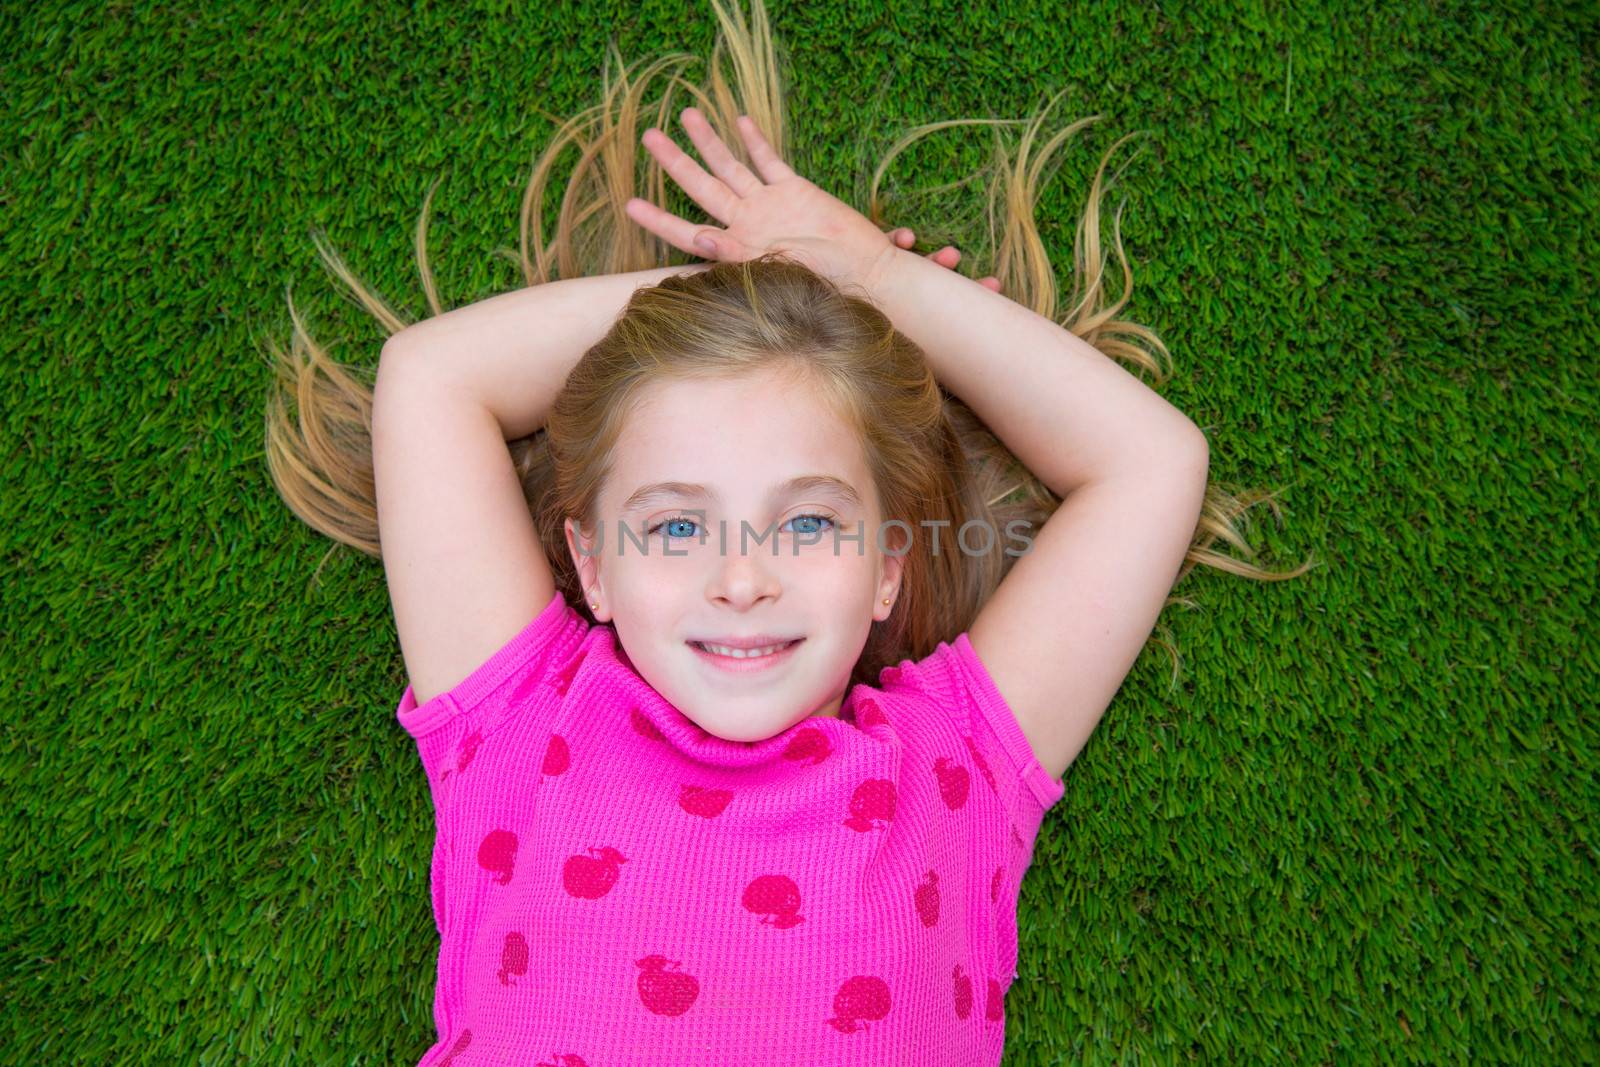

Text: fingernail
xmin=695 ymin=235 xmax=716 ymax=253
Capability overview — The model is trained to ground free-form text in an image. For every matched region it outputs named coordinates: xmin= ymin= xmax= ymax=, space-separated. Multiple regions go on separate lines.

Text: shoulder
xmin=397 ymin=591 xmax=594 ymax=738
xmin=873 ymin=633 xmax=1067 ymax=818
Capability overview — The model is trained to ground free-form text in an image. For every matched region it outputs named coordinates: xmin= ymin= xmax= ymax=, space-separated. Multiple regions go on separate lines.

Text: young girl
xmin=264 ymin=2 xmax=1305 ymax=1062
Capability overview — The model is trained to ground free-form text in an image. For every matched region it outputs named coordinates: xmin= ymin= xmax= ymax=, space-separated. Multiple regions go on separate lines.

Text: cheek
xmin=796 ymin=553 xmax=883 ymax=609
xmin=785 ymin=541 xmax=874 ymax=579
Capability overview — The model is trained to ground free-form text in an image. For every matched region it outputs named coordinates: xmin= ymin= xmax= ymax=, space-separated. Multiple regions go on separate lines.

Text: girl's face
xmin=564 ymin=366 xmax=903 ymax=743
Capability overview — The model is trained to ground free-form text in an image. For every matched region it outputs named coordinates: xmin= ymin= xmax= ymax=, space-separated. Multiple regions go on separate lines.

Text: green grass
xmin=3 ymin=0 xmax=1594 ymax=1062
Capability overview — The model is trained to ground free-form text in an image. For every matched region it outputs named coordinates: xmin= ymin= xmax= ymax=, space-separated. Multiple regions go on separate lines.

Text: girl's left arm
xmin=868 ymin=247 xmax=1211 ymax=781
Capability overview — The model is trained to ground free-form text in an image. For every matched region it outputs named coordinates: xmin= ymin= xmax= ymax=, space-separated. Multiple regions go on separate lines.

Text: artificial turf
xmin=3 ymin=0 xmax=1594 ymax=1062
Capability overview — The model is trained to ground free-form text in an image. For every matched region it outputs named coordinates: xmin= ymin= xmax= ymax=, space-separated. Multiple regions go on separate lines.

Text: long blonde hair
xmin=263 ymin=0 xmax=1313 ymax=692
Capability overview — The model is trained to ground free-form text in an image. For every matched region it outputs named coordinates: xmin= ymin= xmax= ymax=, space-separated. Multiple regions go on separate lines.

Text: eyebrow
xmin=620 ymin=474 xmax=863 ymax=516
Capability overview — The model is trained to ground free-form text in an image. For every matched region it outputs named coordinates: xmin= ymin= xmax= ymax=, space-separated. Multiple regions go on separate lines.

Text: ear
xmin=564 ymin=517 xmax=607 ymax=619
xmin=875 ymin=529 xmax=908 ymax=623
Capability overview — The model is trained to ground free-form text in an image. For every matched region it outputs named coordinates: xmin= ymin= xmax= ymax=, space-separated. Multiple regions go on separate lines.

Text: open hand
xmin=625 ymin=107 xmax=1002 ymax=295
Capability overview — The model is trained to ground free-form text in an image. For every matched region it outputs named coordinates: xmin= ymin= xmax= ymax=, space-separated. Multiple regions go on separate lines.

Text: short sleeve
xmin=948 ymin=632 xmax=1066 ymax=817
xmin=394 ymin=589 xmax=586 ymax=796
xmin=882 ymin=632 xmax=1066 ymax=826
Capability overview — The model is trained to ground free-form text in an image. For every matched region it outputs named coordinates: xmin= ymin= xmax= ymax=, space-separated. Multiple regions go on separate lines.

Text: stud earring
xmin=882 ymin=598 xmax=891 ymax=605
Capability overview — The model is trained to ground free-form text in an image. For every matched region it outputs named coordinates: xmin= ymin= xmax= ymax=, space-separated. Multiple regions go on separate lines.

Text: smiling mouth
xmin=688 ymin=638 xmax=804 ymax=659
xmin=686 ymin=638 xmax=806 ymax=676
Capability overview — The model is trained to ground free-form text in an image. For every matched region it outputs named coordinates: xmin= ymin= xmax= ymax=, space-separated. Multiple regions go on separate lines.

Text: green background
xmin=4 ymin=0 xmax=1594 ymax=1062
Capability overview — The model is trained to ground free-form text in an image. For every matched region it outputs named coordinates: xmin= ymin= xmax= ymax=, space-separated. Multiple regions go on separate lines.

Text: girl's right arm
xmin=372 ymin=265 xmax=708 ymax=706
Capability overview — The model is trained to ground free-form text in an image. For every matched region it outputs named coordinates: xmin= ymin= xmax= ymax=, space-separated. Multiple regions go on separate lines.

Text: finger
xmin=734 ymin=113 xmax=798 ymax=184
xmin=681 ymin=107 xmax=763 ymax=198
xmin=623 ymin=195 xmax=732 ymax=261
xmin=979 ymin=277 xmax=1001 ymax=292
xmin=929 ymin=245 xmax=961 ymax=267
xmin=891 ymin=228 xmax=916 ymax=248
xmin=640 ymin=126 xmax=738 ymax=223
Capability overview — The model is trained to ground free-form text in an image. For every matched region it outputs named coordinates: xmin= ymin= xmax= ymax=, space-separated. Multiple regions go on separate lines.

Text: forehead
xmin=607 ymin=370 xmax=870 ymax=505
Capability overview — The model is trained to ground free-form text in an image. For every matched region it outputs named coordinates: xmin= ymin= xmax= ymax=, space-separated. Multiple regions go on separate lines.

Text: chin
xmin=691 ymin=707 xmax=802 ymax=744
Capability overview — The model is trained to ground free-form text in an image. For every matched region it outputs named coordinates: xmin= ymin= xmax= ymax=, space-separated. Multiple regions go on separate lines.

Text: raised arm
xmin=870 ymin=246 xmax=1210 ymax=780
xmin=373 ymin=265 xmax=707 ymax=706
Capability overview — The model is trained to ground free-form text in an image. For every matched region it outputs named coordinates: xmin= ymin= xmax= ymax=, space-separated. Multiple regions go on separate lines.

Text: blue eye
xmin=648 ymin=514 xmax=703 ymax=539
xmin=785 ymin=514 xmax=836 ymax=536
xmin=645 ymin=513 xmax=837 ymax=539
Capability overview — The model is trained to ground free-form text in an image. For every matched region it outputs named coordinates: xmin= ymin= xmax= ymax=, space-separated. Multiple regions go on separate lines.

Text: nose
xmin=705 ymin=547 xmax=783 ymax=608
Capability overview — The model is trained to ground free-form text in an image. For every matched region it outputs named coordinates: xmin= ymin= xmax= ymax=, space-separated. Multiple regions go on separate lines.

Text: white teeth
xmin=696 ymin=641 xmax=794 ymax=659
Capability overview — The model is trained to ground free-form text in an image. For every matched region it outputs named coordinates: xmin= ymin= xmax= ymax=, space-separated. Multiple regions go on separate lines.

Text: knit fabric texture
xmin=395 ymin=590 xmax=1065 ymax=1065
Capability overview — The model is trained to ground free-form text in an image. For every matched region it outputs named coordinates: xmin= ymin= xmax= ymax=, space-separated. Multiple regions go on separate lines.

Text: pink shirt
xmin=396 ymin=590 xmax=1064 ymax=1066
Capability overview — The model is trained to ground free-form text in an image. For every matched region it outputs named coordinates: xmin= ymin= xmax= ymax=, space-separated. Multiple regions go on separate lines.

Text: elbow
xmin=1154 ymin=411 xmax=1208 ymax=454
xmin=379 ymin=329 xmax=419 ymax=367
xmin=373 ymin=336 xmax=432 ymax=424
xmin=1171 ymin=421 xmax=1211 ymax=482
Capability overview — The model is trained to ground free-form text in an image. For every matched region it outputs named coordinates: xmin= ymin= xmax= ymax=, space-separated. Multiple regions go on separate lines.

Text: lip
xmin=689 ymin=634 xmax=802 ymax=649
xmin=688 ymin=637 xmax=804 ymax=674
